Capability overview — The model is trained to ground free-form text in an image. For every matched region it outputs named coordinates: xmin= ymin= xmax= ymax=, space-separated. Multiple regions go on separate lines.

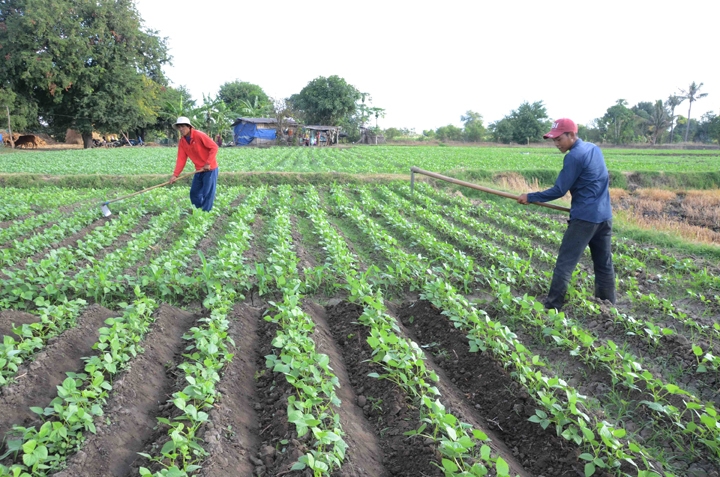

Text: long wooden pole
xmin=102 ymin=170 xmax=200 ymax=206
xmin=410 ymin=166 xmax=571 ymax=213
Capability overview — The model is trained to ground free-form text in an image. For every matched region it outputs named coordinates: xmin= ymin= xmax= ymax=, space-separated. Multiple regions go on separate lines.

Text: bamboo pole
xmin=410 ymin=167 xmax=570 ymax=213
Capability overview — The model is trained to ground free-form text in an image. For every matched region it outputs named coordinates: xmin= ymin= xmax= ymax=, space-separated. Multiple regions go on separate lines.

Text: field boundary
xmin=3 ymin=169 xmax=720 ymax=190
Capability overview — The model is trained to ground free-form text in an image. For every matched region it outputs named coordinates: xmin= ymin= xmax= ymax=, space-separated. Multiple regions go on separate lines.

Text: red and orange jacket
xmin=173 ymin=129 xmax=219 ymax=177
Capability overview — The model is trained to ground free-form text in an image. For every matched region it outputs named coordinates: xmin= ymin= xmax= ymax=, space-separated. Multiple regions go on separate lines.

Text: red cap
xmin=543 ymin=118 xmax=578 ymax=139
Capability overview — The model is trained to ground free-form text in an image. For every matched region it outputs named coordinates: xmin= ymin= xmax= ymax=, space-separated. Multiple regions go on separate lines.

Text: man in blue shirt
xmin=518 ymin=118 xmax=615 ymax=310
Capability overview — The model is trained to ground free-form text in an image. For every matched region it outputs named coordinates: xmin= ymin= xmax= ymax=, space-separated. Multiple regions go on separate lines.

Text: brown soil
xmin=395 ymin=300 xmax=584 ymax=477
xmin=0 ymin=310 xmax=41 ymax=339
xmin=325 ymin=301 xmax=525 ymax=477
xmin=198 ymin=303 xmax=261 ymax=477
xmin=304 ymin=301 xmax=387 ymax=476
xmin=55 ymin=304 xmax=198 ymax=477
xmin=0 ymin=304 xmax=116 ymax=439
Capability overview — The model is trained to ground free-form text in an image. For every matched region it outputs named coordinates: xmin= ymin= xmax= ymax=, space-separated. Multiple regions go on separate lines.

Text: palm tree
xmin=238 ymin=96 xmax=272 ymax=118
xmin=679 ymin=82 xmax=708 ymax=142
xmin=666 ymin=94 xmax=683 ymax=143
xmin=646 ymin=100 xmax=671 ymax=145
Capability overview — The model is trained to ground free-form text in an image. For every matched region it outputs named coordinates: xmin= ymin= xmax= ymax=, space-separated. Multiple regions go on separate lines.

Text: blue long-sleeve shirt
xmin=527 ymin=138 xmax=612 ymax=223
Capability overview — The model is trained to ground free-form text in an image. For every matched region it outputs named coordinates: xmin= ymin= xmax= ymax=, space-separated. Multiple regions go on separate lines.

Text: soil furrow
xmin=396 ymin=300 xmax=584 ymax=477
xmin=252 ymin=304 xmax=302 ymax=476
xmin=0 ymin=304 xmax=115 ymax=438
xmin=324 ymin=300 xmax=443 ymax=477
xmin=304 ymin=301 xmax=388 ymax=477
xmin=198 ymin=302 xmax=261 ymax=477
xmin=383 ymin=300 xmax=533 ymax=477
xmin=0 ymin=309 xmax=41 ymax=339
xmin=54 ymin=304 xmax=198 ymax=477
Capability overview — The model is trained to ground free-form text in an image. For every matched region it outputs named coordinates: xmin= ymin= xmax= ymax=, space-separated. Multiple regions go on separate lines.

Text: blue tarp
xmin=233 ymin=123 xmax=276 ymax=146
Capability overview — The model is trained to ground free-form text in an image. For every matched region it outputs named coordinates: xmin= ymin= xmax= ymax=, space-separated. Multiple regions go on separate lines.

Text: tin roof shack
xmin=302 ymin=125 xmax=340 ymax=146
xmin=232 ymin=117 xmax=298 ymax=146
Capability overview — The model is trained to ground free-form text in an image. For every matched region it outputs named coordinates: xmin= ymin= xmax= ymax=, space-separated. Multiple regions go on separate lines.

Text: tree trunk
xmin=669 ymin=107 xmax=675 ymax=143
xmin=82 ymin=132 xmax=94 ymax=149
xmin=684 ymin=103 xmax=693 ymax=143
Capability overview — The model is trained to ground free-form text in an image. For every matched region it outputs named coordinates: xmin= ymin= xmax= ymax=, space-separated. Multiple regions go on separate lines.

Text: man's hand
xmin=169 ymin=175 xmax=178 ymax=184
xmin=517 ymin=193 xmax=529 ymax=205
xmin=202 ymin=164 xmax=210 ymax=172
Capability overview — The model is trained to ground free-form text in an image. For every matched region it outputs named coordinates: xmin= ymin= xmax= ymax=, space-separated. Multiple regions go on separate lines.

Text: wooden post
xmin=6 ymin=105 xmax=14 ymax=149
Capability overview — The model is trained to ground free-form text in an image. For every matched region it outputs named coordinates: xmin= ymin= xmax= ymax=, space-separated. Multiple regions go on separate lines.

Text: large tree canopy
xmin=289 ymin=75 xmax=361 ymax=125
xmin=461 ymin=110 xmax=485 ymax=142
xmin=489 ymin=101 xmax=549 ymax=144
xmin=597 ymin=99 xmax=635 ymax=144
xmin=217 ymin=80 xmax=270 ymax=113
xmin=0 ymin=0 xmax=169 ymax=147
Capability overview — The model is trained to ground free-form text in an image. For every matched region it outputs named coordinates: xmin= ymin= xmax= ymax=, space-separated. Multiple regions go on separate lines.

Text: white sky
xmin=133 ymin=0 xmax=717 ymax=132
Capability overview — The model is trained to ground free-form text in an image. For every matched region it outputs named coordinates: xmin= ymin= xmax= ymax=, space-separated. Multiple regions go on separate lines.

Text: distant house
xmin=231 ymin=117 xmax=298 ymax=146
xmin=301 ymin=125 xmax=341 ymax=146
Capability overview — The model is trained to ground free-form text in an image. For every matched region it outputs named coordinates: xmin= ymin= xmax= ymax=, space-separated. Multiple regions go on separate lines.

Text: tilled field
xmin=1 ymin=182 xmax=719 ymax=477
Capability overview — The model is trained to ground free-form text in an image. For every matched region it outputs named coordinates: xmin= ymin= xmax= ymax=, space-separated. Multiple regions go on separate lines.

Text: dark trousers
xmin=189 ymin=168 xmax=218 ymax=212
xmin=545 ymin=218 xmax=616 ymax=309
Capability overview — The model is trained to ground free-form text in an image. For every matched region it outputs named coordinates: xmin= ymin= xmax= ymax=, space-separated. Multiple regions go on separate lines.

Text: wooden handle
xmin=410 ymin=167 xmax=571 ymax=213
xmin=105 ymin=170 xmax=200 ymax=205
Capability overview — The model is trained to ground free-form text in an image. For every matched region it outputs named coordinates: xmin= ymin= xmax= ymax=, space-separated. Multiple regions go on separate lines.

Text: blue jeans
xmin=545 ymin=218 xmax=615 ymax=309
xmin=189 ymin=168 xmax=218 ymax=212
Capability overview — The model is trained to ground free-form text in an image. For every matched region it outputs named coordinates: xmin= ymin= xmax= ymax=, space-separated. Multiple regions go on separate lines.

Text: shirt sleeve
xmin=199 ymin=132 xmax=219 ymax=165
xmin=527 ymin=155 xmax=582 ymax=203
xmin=173 ymin=143 xmax=188 ymax=177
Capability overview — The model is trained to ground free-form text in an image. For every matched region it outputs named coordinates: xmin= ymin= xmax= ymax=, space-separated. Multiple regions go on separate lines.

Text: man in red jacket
xmin=170 ymin=116 xmax=219 ymax=212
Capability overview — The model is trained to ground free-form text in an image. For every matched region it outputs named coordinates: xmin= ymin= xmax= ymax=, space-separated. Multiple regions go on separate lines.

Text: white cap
xmin=174 ymin=116 xmax=192 ymax=128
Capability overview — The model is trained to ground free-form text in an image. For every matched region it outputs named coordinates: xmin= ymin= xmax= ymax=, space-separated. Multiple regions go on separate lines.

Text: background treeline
xmin=0 ymin=1 xmax=716 ymax=147
xmin=417 ymin=85 xmax=718 ymax=145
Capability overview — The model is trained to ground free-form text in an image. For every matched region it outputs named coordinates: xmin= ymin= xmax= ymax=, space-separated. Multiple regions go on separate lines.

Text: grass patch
xmin=613 ymin=215 xmax=720 ymax=261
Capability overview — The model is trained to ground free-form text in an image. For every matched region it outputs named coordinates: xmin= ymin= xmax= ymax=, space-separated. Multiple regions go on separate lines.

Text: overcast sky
xmin=133 ymin=0 xmax=717 ymax=133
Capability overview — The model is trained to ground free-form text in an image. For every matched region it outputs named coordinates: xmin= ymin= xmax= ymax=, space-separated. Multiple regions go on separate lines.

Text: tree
xmin=236 ymin=96 xmax=273 ymax=117
xmin=435 ymin=124 xmax=463 ymax=142
xmin=0 ymin=0 xmax=169 ymax=147
xmin=461 ymin=110 xmax=486 ymax=142
xmin=489 ymin=101 xmax=549 ymax=144
xmin=157 ymin=86 xmax=197 ymax=143
xmin=631 ymin=101 xmax=654 ymax=140
xmin=270 ymin=97 xmax=299 ymax=145
xmin=195 ymin=94 xmax=237 ymax=141
xmin=489 ymin=118 xmax=514 ymax=144
xmin=644 ymin=100 xmax=672 ymax=145
xmin=0 ymin=87 xmax=36 ymax=134
xmin=706 ymin=112 xmax=720 ymax=144
xmin=598 ymin=100 xmax=635 ymax=144
xmin=679 ymin=81 xmax=708 ymax=142
xmin=218 ymin=81 xmax=270 ymax=114
xmin=369 ymin=107 xmax=386 ymax=130
xmin=384 ymin=128 xmax=403 ymax=141
xmin=666 ymin=94 xmax=684 ymax=143
xmin=289 ymin=76 xmax=361 ymax=125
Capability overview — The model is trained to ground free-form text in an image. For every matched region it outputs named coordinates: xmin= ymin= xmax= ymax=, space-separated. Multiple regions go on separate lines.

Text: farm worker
xmin=517 ymin=118 xmax=615 ymax=310
xmin=170 ymin=116 xmax=219 ymax=212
